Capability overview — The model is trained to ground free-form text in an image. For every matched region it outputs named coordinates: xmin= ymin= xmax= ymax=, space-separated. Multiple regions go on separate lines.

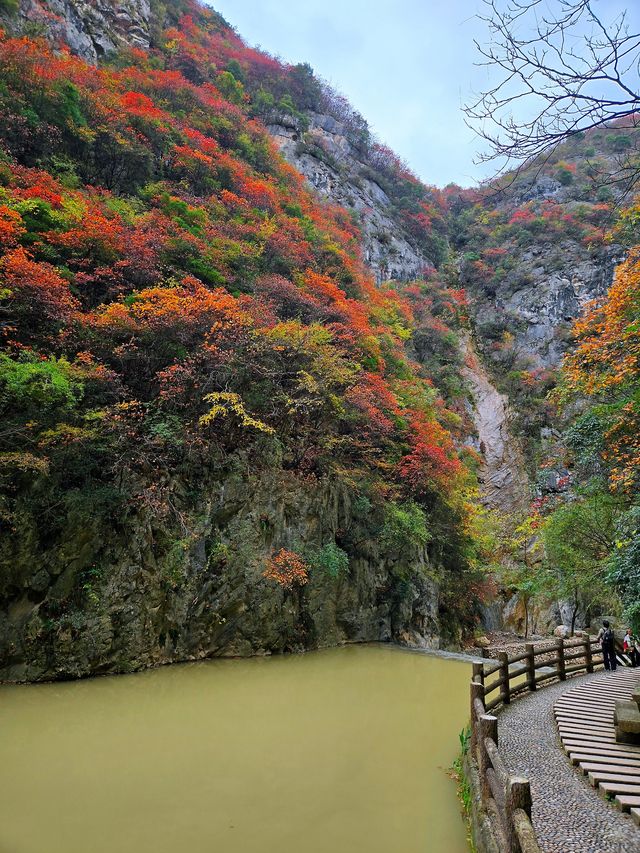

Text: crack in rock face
xmin=461 ymin=335 xmax=530 ymax=515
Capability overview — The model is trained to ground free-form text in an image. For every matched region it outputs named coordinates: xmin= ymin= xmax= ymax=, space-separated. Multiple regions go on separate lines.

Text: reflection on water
xmin=0 ymin=645 xmax=470 ymax=853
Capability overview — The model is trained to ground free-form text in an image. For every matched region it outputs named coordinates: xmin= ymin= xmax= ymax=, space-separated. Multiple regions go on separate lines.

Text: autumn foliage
xmin=0 ymin=0 xmax=482 ymax=631
xmin=262 ymin=549 xmax=309 ymax=589
xmin=563 ymin=248 xmax=640 ymax=492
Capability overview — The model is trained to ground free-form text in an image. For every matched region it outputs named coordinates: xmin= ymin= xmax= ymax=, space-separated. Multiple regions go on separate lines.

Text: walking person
xmin=623 ymin=627 xmax=638 ymax=667
xmin=597 ymin=620 xmax=617 ymax=671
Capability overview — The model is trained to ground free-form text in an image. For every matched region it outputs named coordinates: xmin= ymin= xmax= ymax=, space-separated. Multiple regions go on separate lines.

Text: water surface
xmin=0 ymin=645 xmax=470 ymax=853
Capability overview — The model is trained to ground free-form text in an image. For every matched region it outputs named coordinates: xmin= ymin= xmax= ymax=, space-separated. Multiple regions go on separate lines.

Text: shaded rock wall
xmin=472 ymin=240 xmax=622 ymax=370
xmin=1 ymin=466 xmax=442 ymax=682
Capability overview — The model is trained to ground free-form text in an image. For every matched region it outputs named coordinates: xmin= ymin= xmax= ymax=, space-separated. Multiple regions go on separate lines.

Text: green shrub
xmin=216 ymin=71 xmax=244 ymax=105
xmin=556 ymin=167 xmax=574 ymax=185
xmin=0 ymin=0 xmax=19 ymax=16
xmin=596 ymin=186 xmax=614 ymax=202
xmin=606 ymin=133 xmax=633 ymax=153
xmin=0 ymin=353 xmax=82 ymax=417
xmin=277 ymin=94 xmax=309 ymax=130
xmin=564 ymin=412 xmax=607 ymax=472
xmin=162 ymin=538 xmax=190 ymax=588
xmin=305 ymin=542 xmax=349 ymax=579
xmin=380 ymin=501 xmax=430 ymax=553
xmin=607 ymin=507 xmax=640 ymax=632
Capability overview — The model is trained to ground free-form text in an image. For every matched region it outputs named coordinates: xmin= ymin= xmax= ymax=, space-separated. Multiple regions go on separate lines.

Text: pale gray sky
xmin=210 ymin=1 xmax=639 ymax=189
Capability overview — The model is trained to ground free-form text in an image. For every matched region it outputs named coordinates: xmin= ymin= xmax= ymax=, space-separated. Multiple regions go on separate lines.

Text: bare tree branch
xmin=465 ymin=0 xmax=640 ymax=186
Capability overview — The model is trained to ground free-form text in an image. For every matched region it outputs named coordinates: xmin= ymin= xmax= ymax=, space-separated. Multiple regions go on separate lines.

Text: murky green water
xmin=0 ymin=645 xmax=470 ymax=853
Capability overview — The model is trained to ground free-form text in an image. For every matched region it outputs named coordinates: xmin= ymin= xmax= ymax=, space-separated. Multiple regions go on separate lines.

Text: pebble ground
xmin=497 ymin=670 xmax=640 ymax=853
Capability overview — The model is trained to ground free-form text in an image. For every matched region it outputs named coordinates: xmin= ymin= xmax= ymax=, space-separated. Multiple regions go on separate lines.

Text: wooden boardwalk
xmin=555 ymin=669 xmax=640 ymax=823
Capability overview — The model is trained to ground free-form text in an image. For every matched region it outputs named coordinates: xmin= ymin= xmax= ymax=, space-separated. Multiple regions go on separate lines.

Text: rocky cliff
xmin=269 ymin=115 xmax=625 ymax=507
xmin=0 ymin=0 xmax=629 ymax=680
xmin=452 ymin=143 xmax=630 ymax=499
xmin=463 ymin=186 xmax=622 ymax=373
xmin=0 ymin=0 xmax=476 ymax=683
xmin=2 ymin=466 xmax=441 ymax=682
xmin=8 ymin=0 xmax=151 ymax=62
xmin=268 ymin=111 xmax=434 ymax=284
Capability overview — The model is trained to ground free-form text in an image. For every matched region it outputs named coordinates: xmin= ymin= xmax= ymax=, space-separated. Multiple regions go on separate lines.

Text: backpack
xmin=603 ymin=628 xmax=614 ymax=648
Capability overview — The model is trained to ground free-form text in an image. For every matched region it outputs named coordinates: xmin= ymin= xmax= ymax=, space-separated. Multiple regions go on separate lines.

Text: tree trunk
xmin=570 ymin=588 xmax=579 ymax=636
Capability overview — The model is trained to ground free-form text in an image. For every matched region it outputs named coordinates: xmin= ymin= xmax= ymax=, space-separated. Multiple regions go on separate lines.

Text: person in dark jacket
xmin=597 ymin=620 xmax=617 ymax=671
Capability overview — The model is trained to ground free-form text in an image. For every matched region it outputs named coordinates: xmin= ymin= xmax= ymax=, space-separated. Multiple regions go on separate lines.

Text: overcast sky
xmin=210 ymin=1 xmax=638 ymax=189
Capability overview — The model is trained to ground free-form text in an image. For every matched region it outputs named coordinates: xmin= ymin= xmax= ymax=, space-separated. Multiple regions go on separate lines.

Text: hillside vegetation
xmin=451 ymin=125 xmax=640 ymax=635
xmin=0 ymin=0 xmax=488 ymax=679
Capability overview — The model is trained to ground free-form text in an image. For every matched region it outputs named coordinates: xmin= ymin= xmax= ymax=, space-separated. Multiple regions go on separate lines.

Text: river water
xmin=0 ymin=645 xmax=470 ymax=853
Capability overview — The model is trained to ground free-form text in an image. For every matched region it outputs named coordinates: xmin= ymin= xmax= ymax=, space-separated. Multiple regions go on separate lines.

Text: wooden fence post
xmin=585 ymin=634 xmax=594 ymax=673
xmin=506 ymin=776 xmax=532 ymax=853
xmin=557 ymin=638 xmax=566 ymax=681
xmin=479 ymin=713 xmax=498 ymax=801
xmin=472 ymin=660 xmax=485 ymax=687
xmin=499 ymin=651 xmax=511 ymax=704
xmin=470 ymin=678 xmax=485 ymax=753
xmin=525 ymin=643 xmax=536 ymax=692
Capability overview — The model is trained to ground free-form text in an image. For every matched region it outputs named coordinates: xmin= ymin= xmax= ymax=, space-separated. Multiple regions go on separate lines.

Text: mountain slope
xmin=449 ymin=131 xmax=634 ymax=487
xmin=0 ymin=0 xmax=484 ymax=680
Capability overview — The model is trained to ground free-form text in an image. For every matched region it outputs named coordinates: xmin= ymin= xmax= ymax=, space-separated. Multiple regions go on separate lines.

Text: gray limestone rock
xmin=268 ymin=111 xmax=434 ymax=284
xmin=8 ymin=0 xmax=151 ymax=64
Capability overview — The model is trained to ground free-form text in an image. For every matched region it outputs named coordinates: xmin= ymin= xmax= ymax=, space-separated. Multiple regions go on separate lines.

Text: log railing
xmin=478 ymin=634 xmax=603 ymax=713
xmin=468 ymin=635 xmax=604 ymax=853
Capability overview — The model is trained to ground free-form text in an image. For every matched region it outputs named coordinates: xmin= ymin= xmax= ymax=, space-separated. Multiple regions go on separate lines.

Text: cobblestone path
xmin=497 ymin=670 xmax=640 ymax=853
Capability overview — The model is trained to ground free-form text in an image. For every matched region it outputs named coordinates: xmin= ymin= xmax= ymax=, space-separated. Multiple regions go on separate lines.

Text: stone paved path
xmin=497 ymin=670 xmax=640 ymax=853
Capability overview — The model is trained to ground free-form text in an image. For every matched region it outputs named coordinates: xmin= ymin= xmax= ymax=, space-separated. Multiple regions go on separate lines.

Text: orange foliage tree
xmin=563 ymin=248 xmax=640 ymax=492
xmin=262 ymin=549 xmax=309 ymax=589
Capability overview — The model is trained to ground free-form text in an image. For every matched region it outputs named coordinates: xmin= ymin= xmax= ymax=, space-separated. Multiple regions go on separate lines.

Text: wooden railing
xmin=468 ymin=635 xmax=605 ymax=853
xmin=477 ymin=634 xmax=603 ymax=713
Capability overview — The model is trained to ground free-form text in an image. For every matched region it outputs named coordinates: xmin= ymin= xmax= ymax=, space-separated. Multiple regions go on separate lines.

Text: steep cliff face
xmin=473 ymin=242 xmax=619 ymax=371
xmin=0 ymin=0 xmax=628 ymax=679
xmin=9 ymin=0 xmax=151 ymax=62
xmin=465 ymin=194 xmax=622 ymax=373
xmin=268 ymin=112 xmax=433 ymax=284
xmin=451 ymin=147 xmax=631 ymax=497
xmin=459 ymin=125 xmax=636 ymax=377
xmin=2 ymin=467 xmax=440 ymax=682
xmin=461 ymin=336 xmax=529 ymax=514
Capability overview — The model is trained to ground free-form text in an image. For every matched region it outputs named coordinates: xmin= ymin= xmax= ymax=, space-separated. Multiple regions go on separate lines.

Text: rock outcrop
xmin=268 ymin=111 xmax=434 ymax=284
xmin=7 ymin=0 xmax=151 ymax=63
xmin=461 ymin=335 xmax=529 ymax=514
xmin=471 ymin=238 xmax=622 ymax=369
xmin=0 ymin=0 xmax=465 ymax=685
xmin=0 ymin=0 xmax=627 ymax=681
xmin=1 ymin=466 xmax=442 ymax=682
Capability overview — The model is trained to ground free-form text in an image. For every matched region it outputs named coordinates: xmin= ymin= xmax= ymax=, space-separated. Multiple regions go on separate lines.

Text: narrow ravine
xmin=461 ymin=334 xmax=530 ymax=515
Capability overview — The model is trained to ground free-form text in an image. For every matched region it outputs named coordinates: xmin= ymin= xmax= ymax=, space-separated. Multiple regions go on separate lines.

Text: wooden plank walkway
xmin=554 ymin=669 xmax=640 ymax=820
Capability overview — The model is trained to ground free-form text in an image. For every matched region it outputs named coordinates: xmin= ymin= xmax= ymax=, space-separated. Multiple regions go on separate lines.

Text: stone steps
xmin=555 ymin=670 xmax=640 ymax=820
xmin=579 ymin=762 xmax=640 ymax=775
